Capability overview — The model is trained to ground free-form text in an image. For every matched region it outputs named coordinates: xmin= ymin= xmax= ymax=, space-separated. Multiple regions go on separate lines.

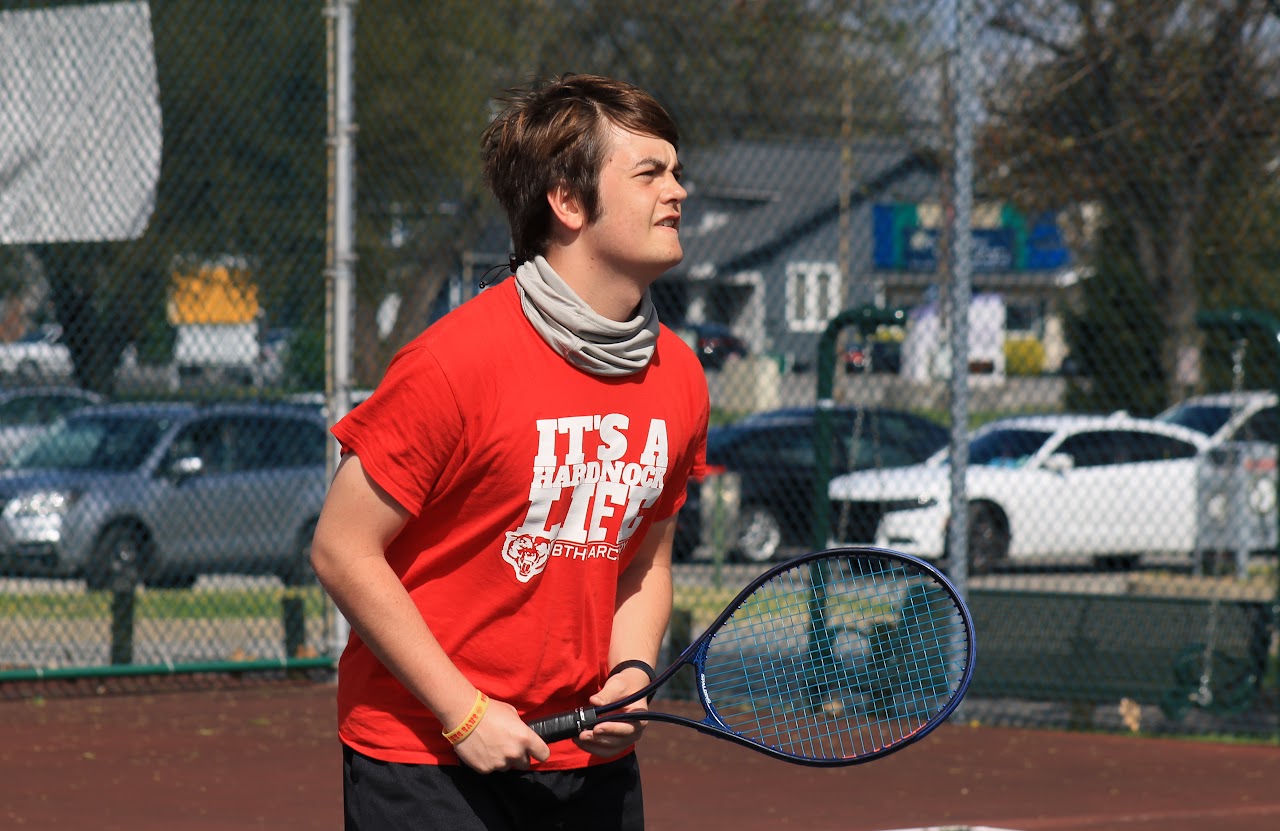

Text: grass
xmin=672 ymin=583 xmax=897 ymax=632
xmin=0 ymin=585 xmax=329 ymax=620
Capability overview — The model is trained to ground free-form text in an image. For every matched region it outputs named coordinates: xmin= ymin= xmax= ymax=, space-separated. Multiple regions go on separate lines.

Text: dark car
xmin=675 ymin=406 xmax=949 ymax=563
xmin=679 ymin=321 xmax=749 ymax=369
xmin=844 ymin=340 xmax=903 ymax=374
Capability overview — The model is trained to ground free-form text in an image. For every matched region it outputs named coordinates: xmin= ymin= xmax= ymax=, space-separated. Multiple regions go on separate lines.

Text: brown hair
xmin=480 ymin=74 xmax=680 ymax=264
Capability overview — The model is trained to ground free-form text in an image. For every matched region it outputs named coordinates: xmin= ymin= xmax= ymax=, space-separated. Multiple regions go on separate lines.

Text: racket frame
xmin=530 ymin=546 xmax=976 ymax=767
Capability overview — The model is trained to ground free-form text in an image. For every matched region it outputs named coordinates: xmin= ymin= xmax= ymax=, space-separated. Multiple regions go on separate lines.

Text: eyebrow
xmin=634 ymin=156 xmax=683 ymax=177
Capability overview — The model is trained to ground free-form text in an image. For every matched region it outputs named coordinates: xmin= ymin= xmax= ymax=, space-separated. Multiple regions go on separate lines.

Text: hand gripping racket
xmin=528 ymin=546 xmax=975 ymax=766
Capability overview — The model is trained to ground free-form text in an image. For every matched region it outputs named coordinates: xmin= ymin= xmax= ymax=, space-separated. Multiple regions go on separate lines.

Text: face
xmin=578 ymin=125 xmax=687 ymax=283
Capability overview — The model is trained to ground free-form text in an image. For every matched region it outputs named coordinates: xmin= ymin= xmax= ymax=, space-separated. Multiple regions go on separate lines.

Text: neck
xmin=543 ymin=249 xmax=651 ymax=322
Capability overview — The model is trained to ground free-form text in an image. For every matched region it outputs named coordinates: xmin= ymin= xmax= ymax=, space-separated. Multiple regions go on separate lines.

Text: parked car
xmin=677 ymin=406 xmax=949 ymax=563
xmin=0 ymin=402 xmax=329 ymax=590
xmin=0 ymin=386 xmax=103 ymax=464
xmin=1156 ymin=390 xmax=1280 ymax=445
xmin=827 ymin=413 xmax=1213 ymax=573
xmin=286 ymin=388 xmax=374 ymax=421
xmin=0 ymin=324 xmax=74 ymax=382
xmin=677 ymin=321 xmax=749 ymax=369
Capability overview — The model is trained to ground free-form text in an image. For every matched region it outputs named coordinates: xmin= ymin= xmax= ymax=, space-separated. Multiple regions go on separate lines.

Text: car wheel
xmin=85 ymin=524 xmax=145 ymax=592
xmin=16 ymin=360 xmax=41 ymax=383
xmin=281 ymin=521 xmax=319 ymax=587
xmin=967 ymin=503 xmax=1009 ymax=576
xmin=734 ymin=506 xmax=783 ymax=563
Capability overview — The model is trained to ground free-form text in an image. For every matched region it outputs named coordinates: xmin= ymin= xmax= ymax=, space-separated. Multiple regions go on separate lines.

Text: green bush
xmin=1005 ymin=335 xmax=1045 ymax=376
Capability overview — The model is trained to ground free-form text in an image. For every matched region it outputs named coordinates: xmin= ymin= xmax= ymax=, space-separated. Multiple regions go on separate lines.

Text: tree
xmin=347 ymin=0 xmax=545 ymax=383
xmin=17 ymin=1 xmax=326 ymax=394
xmin=981 ymin=0 xmax=1280 ymax=404
xmin=542 ymin=0 xmax=927 ymax=145
xmin=148 ymin=0 xmax=327 ymax=372
xmin=346 ymin=1 xmax=931 ymax=383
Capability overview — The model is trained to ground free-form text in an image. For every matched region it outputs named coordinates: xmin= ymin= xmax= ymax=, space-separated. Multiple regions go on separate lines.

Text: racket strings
xmin=700 ymin=556 xmax=971 ymax=762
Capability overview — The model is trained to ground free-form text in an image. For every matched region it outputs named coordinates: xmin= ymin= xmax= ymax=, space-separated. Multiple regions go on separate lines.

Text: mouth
xmin=656 ymin=216 xmax=680 ymax=230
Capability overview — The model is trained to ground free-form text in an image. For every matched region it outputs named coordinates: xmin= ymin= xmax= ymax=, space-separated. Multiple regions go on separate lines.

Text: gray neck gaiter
xmin=513 ymin=256 xmax=658 ymax=377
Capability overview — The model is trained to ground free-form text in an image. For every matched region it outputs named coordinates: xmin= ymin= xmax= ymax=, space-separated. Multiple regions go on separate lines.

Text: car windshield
xmin=968 ymin=428 xmax=1053 ymax=468
xmin=1157 ymin=404 xmax=1232 ymax=437
xmin=17 ymin=328 xmax=53 ymax=344
xmin=9 ymin=414 xmax=169 ymax=472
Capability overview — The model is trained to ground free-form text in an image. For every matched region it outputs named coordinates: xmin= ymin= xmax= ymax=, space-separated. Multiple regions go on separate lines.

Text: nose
xmin=666 ymin=176 xmax=687 ymax=204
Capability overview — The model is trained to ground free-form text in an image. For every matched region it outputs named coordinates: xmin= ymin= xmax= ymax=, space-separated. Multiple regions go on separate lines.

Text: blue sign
xmin=874 ymin=204 xmax=1070 ymax=272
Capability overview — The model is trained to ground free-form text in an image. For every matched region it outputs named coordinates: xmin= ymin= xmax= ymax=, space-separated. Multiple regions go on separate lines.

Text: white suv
xmin=1156 ymin=390 xmax=1280 ymax=445
xmin=827 ymin=413 xmax=1213 ymax=572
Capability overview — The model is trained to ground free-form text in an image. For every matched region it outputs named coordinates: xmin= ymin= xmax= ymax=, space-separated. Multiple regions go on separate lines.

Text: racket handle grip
xmin=527 ymin=706 xmax=599 ymax=742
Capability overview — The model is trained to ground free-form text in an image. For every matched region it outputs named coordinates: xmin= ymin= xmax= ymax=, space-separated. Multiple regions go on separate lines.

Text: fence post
xmin=109 ymin=586 xmax=135 ymax=666
xmin=812 ymin=305 xmax=907 ymax=552
xmin=282 ymin=590 xmax=307 ymax=659
xmin=661 ymin=608 xmax=694 ymax=700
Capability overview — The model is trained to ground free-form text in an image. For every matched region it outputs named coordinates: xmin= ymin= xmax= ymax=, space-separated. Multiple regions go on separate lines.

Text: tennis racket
xmin=528 ymin=546 xmax=975 ymax=766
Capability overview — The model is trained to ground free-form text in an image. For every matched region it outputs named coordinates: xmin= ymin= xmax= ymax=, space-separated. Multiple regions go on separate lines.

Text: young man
xmin=310 ymin=74 xmax=709 ymax=830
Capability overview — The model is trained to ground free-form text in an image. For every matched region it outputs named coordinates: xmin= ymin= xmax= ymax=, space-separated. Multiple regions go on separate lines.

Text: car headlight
xmin=3 ymin=490 xmax=81 ymax=519
xmin=881 ymin=497 xmax=938 ymax=513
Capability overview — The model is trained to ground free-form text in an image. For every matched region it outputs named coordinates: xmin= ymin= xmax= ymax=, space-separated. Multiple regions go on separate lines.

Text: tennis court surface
xmin=2 ymin=677 xmax=1277 ymax=830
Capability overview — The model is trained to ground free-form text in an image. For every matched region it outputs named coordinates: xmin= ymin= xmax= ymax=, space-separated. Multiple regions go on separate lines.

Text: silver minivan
xmin=0 ymin=402 xmax=329 ymax=589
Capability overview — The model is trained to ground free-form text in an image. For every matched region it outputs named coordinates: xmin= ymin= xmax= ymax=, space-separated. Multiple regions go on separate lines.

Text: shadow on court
xmin=1 ymin=679 xmax=1277 ymax=831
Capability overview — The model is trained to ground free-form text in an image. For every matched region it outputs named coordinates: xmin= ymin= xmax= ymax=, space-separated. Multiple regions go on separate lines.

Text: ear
xmin=547 ymin=183 xmax=585 ymax=232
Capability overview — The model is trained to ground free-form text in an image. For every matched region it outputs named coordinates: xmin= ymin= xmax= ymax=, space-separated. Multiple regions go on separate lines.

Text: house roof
xmin=673 ymin=138 xmax=934 ymax=277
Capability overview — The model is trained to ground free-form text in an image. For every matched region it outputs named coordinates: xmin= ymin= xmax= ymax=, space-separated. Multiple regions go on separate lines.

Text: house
xmin=658 ymin=138 xmax=1076 ymax=374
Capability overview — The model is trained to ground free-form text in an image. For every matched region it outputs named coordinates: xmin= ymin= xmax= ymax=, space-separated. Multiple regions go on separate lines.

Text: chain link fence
xmin=1 ymin=0 xmax=1278 ymax=738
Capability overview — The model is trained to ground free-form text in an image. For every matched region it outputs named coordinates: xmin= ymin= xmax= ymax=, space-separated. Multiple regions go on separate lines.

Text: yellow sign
xmin=167 ymin=263 xmax=259 ymax=325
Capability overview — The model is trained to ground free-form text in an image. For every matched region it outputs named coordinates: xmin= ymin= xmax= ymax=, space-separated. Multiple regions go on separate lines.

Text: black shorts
xmin=342 ymin=745 xmax=645 ymax=831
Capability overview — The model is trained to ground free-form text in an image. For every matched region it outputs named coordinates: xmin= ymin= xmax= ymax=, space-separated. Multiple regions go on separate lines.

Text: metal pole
xmin=946 ymin=0 xmax=978 ymax=600
xmin=324 ymin=0 xmax=358 ymax=658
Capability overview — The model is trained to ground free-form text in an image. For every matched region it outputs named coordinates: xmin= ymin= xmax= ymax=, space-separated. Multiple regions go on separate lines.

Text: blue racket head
xmin=682 ymin=546 xmax=975 ymax=765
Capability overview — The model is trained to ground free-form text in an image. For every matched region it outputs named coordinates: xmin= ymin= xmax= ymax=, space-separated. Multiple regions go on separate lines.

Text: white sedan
xmin=827 ymin=413 xmax=1213 ymax=572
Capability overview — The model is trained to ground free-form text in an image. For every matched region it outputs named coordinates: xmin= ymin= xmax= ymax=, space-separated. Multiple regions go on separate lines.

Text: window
xmin=1057 ymin=431 xmax=1117 ymax=467
xmin=1119 ymin=431 xmax=1197 ymax=463
xmin=1056 ymin=430 xmax=1197 ymax=468
xmin=169 ymin=418 xmax=236 ymax=473
xmin=1237 ymin=407 xmax=1280 ymax=444
xmin=970 ymin=429 xmax=1052 ymax=467
xmin=0 ymin=396 xmax=43 ymax=426
xmin=260 ymin=417 xmax=327 ymax=467
xmin=43 ymin=395 xmax=96 ymax=421
xmin=14 ymin=414 xmax=166 ymax=472
xmin=785 ymin=262 xmax=841 ymax=333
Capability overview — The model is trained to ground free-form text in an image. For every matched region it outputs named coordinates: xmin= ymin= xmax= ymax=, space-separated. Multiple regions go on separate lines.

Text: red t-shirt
xmin=332 ymin=279 xmax=709 ymax=769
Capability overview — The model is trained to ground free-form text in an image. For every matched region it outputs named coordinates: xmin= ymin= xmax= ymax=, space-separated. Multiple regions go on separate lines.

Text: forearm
xmin=571 ymin=518 xmax=676 ymax=755
xmin=608 ymin=516 xmax=676 ymax=669
xmin=315 ymin=544 xmax=478 ymax=729
xmin=311 ymin=455 xmax=478 ymax=730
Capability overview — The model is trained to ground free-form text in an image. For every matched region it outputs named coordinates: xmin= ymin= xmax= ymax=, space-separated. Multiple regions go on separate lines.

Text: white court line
xmin=874 ymin=827 xmax=1025 ymax=831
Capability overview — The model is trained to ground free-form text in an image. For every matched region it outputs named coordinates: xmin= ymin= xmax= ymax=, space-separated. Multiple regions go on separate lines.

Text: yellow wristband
xmin=442 ymin=691 xmax=489 ymax=746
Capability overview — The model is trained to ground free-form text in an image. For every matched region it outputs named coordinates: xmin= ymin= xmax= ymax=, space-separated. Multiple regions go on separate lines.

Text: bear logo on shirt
xmin=502 ymin=413 xmax=669 ymax=584
xmin=501 ymin=533 xmax=551 ymax=583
